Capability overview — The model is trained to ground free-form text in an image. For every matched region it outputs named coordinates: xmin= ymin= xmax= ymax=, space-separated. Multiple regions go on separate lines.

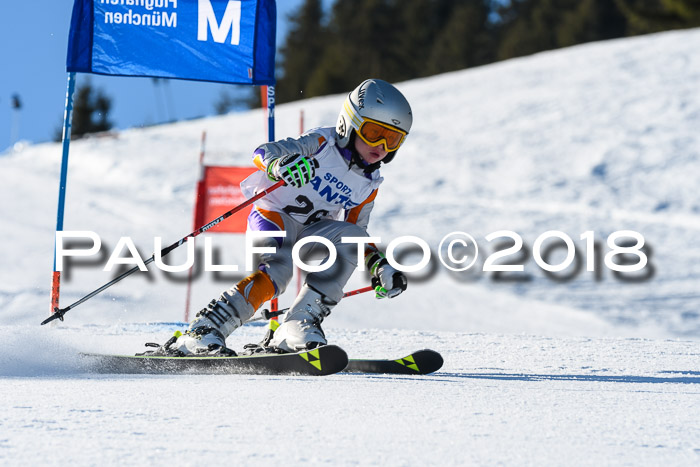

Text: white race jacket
xmin=241 ymin=127 xmax=383 ymax=230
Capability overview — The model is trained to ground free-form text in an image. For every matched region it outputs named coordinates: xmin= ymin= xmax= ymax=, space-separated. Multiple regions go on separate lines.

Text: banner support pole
xmin=50 ymin=72 xmax=77 ymax=317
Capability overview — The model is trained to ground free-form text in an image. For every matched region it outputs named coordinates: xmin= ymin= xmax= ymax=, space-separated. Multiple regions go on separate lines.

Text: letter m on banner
xmin=198 ymin=0 xmax=242 ymax=45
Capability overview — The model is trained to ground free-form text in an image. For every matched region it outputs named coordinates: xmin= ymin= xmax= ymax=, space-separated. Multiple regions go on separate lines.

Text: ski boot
xmin=172 ymin=290 xmax=251 ymax=356
xmin=148 ymin=271 xmax=274 ymax=356
xmin=174 ymin=271 xmax=274 ymax=355
xmin=141 ymin=290 xmax=252 ymax=357
xmin=268 ymin=284 xmax=337 ymax=353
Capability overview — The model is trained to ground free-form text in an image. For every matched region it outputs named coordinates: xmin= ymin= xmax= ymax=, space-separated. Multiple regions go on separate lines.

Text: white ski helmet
xmin=336 ymin=79 xmax=412 ymax=164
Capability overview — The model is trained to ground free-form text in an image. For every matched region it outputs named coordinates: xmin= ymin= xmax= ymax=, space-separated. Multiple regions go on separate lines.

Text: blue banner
xmin=67 ymin=0 xmax=276 ymax=85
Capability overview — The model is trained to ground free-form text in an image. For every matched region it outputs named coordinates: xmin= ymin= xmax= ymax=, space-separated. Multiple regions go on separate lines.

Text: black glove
xmin=366 ymin=251 xmax=407 ymax=299
xmin=268 ymin=154 xmax=319 ymax=188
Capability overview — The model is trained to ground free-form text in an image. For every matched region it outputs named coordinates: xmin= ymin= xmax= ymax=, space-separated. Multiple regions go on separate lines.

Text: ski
xmin=343 ymin=349 xmax=443 ymax=375
xmin=81 ymin=345 xmax=348 ymax=376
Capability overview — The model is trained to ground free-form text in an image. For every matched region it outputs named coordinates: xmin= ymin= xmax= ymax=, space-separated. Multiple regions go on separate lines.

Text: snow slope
xmin=1 ymin=29 xmax=700 ymax=466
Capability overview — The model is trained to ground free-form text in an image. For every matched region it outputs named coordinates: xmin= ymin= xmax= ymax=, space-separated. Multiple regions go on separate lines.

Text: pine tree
xmin=71 ymin=79 xmax=113 ymax=138
xmin=305 ymin=0 xmax=401 ymax=97
xmin=213 ymin=87 xmax=248 ymax=115
xmin=614 ymin=0 xmax=700 ymax=34
xmin=496 ymin=0 xmax=628 ymax=60
xmin=389 ymin=0 xmax=441 ymax=79
xmin=427 ymin=1 xmax=494 ymax=75
xmin=55 ymin=79 xmax=113 ymax=141
xmin=276 ymin=0 xmax=327 ymax=103
xmin=557 ymin=0 xmax=628 ymax=47
xmin=271 ymin=0 xmax=696 ymax=104
xmin=498 ymin=0 xmax=564 ymax=60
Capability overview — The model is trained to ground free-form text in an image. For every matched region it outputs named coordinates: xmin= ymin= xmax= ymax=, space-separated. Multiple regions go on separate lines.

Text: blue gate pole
xmin=267 ymin=85 xmax=275 ymax=141
xmin=264 ymin=84 xmax=277 ymax=315
xmin=50 ymin=72 xmax=77 ymax=316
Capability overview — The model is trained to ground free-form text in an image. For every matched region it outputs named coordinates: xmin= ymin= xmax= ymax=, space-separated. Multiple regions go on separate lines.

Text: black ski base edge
xmin=343 ymin=349 xmax=443 ymax=375
xmin=81 ymin=345 xmax=348 ymax=376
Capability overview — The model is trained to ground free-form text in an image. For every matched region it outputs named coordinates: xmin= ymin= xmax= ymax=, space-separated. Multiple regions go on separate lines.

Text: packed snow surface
xmin=1 ymin=325 xmax=699 ymax=465
xmin=1 ymin=29 xmax=700 ymax=465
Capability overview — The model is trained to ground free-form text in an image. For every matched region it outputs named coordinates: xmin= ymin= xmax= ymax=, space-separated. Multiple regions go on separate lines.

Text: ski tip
xmin=344 ymin=349 xmax=444 ymax=375
xmin=398 ymin=349 xmax=444 ymax=375
xmin=300 ymin=345 xmax=349 ymax=376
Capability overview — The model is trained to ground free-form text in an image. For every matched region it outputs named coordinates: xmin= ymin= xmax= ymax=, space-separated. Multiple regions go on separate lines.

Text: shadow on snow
xmin=437 ymin=372 xmax=700 ymax=384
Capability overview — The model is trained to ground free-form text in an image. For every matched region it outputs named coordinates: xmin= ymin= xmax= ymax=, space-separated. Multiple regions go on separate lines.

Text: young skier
xmin=169 ymin=79 xmax=412 ymax=355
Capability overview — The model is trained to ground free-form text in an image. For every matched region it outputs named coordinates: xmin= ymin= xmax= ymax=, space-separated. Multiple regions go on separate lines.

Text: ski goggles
xmin=356 ymin=118 xmax=407 ymax=152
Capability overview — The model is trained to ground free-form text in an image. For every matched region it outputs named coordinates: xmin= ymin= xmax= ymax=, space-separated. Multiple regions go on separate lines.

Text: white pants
xmin=252 ymin=210 xmax=368 ymax=303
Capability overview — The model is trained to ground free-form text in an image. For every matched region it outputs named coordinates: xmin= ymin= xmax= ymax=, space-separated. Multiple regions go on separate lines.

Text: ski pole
xmin=250 ymin=285 xmax=375 ymax=322
xmin=41 ymin=180 xmax=286 ymax=326
xmin=342 ymin=285 xmax=374 ymax=298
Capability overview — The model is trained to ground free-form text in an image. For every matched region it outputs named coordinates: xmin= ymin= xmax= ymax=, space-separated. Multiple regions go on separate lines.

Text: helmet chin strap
xmin=347 ymin=133 xmax=383 ymax=174
xmin=382 ymin=150 xmax=397 ymax=164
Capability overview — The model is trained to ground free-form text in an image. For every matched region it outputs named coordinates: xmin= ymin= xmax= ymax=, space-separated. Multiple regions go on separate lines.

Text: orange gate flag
xmin=195 ymin=166 xmax=259 ymax=234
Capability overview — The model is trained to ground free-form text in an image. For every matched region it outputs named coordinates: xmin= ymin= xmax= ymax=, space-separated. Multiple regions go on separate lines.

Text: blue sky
xmin=0 ymin=0 xmax=324 ymax=150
